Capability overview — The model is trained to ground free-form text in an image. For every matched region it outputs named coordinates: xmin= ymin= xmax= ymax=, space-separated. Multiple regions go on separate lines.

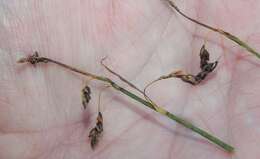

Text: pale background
xmin=1 ymin=0 xmax=260 ymax=159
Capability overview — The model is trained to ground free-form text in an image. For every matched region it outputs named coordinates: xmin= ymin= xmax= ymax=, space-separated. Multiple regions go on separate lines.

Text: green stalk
xmin=111 ymin=82 xmax=234 ymax=152
xmin=166 ymin=0 xmax=260 ymax=59
xmin=18 ymin=53 xmax=234 ymax=152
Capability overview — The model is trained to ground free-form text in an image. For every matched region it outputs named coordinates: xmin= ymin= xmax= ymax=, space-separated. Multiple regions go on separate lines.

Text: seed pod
xmin=82 ymin=85 xmax=91 ymax=109
xmin=95 ymin=112 xmax=103 ymax=133
xmin=201 ymin=61 xmax=218 ymax=72
xmin=89 ymin=112 xmax=103 ymax=149
xmin=195 ymin=71 xmax=208 ymax=82
xmin=200 ymin=45 xmax=210 ymax=69
xmin=17 ymin=52 xmax=48 ymax=65
xmin=89 ymin=127 xmax=99 ymax=149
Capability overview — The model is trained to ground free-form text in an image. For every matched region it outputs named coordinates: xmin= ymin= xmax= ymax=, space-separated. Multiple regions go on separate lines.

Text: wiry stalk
xmin=18 ymin=53 xmax=234 ymax=152
xmin=165 ymin=0 xmax=260 ymax=59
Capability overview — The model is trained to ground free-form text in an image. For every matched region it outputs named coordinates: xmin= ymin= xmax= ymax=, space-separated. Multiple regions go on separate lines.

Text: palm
xmin=1 ymin=0 xmax=260 ymax=158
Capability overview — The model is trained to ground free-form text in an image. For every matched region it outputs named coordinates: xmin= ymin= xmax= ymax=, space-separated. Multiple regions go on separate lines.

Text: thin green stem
xmin=166 ymin=0 xmax=260 ymax=59
xmin=18 ymin=54 xmax=234 ymax=152
xmin=100 ymin=58 xmax=158 ymax=110
xmin=105 ymin=80 xmax=234 ymax=152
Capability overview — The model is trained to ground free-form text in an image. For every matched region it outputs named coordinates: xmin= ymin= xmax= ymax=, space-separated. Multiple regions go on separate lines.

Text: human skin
xmin=1 ymin=0 xmax=260 ymax=158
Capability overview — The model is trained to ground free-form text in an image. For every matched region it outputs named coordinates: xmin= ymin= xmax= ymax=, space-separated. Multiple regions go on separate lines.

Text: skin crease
xmin=1 ymin=0 xmax=260 ymax=158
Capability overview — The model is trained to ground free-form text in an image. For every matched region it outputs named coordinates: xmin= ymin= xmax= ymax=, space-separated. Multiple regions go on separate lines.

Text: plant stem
xmin=100 ymin=57 xmax=144 ymax=95
xmin=166 ymin=0 xmax=260 ymax=59
xmin=18 ymin=54 xmax=234 ymax=152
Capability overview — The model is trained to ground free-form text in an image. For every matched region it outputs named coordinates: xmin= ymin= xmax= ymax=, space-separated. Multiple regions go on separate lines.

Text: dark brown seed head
xmin=89 ymin=128 xmax=99 ymax=149
xmin=96 ymin=112 xmax=103 ymax=132
xmin=195 ymin=71 xmax=208 ymax=82
xmin=17 ymin=52 xmax=48 ymax=65
xmin=82 ymin=85 xmax=91 ymax=109
xmin=97 ymin=112 xmax=103 ymax=122
xmin=88 ymin=112 xmax=104 ymax=149
xmin=90 ymin=136 xmax=98 ymax=149
xmin=201 ymin=61 xmax=218 ymax=72
xmin=200 ymin=45 xmax=210 ymax=69
xmin=195 ymin=61 xmax=218 ymax=82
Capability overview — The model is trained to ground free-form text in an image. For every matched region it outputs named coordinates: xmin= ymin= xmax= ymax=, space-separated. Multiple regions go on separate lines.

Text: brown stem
xmin=165 ymin=0 xmax=260 ymax=59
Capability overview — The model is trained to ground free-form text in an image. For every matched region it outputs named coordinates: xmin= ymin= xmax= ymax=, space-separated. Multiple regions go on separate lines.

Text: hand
xmin=1 ymin=0 xmax=259 ymax=158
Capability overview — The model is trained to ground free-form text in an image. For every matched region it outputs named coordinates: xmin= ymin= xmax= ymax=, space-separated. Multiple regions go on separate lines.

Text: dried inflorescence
xmin=153 ymin=45 xmax=218 ymax=85
xmin=89 ymin=112 xmax=103 ymax=149
xmin=193 ymin=45 xmax=218 ymax=84
xmin=82 ymin=85 xmax=91 ymax=109
xmin=200 ymin=45 xmax=211 ymax=69
xmin=17 ymin=52 xmax=48 ymax=65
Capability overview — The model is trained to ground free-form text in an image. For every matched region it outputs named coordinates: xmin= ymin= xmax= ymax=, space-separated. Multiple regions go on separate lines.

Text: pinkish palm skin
xmin=1 ymin=0 xmax=260 ymax=158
